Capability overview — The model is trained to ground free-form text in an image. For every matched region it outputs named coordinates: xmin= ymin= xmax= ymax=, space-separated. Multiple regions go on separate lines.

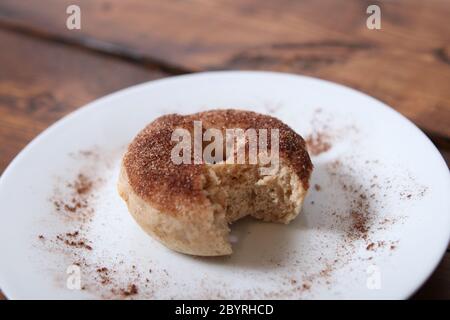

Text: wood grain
xmin=0 ymin=28 xmax=166 ymax=173
xmin=413 ymin=253 xmax=450 ymax=299
xmin=0 ymin=0 xmax=449 ymax=138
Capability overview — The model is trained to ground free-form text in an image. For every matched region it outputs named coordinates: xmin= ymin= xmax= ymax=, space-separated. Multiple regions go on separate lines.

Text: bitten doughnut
xmin=118 ymin=109 xmax=313 ymax=256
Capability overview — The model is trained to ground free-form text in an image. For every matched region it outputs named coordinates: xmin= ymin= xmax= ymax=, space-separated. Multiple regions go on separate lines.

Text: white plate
xmin=0 ymin=71 xmax=449 ymax=300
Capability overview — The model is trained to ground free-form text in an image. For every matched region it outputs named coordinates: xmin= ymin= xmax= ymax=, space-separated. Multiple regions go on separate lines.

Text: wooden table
xmin=0 ymin=0 xmax=448 ymax=300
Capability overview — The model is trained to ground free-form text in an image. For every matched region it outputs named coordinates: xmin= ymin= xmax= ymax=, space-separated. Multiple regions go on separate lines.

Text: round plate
xmin=0 ymin=71 xmax=448 ymax=299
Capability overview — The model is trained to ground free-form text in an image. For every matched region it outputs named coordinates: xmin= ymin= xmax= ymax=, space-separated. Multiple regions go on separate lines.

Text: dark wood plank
xmin=0 ymin=0 xmax=449 ymax=138
xmin=441 ymin=149 xmax=450 ymax=167
xmin=0 ymin=28 xmax=167 ymax=174
xmin=413 ymin=253 xmax=450 ymax=299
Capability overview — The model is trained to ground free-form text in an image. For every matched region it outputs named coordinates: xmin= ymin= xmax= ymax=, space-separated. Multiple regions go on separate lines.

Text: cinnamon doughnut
xmin=118 ymin=109 xmax=313 ymax=256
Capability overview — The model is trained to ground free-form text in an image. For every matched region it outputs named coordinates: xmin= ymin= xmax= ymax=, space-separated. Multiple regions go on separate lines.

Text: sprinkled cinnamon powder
xmin=40 ymin=149 xmax=152 ymax=299
xmin=120 ymin=284 xmax=139 ymax=297
xmin=305 ymin=132 xmax=332 ymax=156
xmin=305 ymin=108 xmax=333 ymax=156
xmin=349 ymin=209 xmax=369 ymax=240
xmin=96 ymin=267 xmax=110 ymax=285
xmin=302 ymin=283 xmax=311 ymax=290
xmin=51 ymin=172 xmax=97 ymax=222
xmin=70 ymin=174 xmax=93 ymax=195
xmin=34 ymin=110 xmax=427 ymax=299
xmin=55 ymin=232 xmax=92 ymax=250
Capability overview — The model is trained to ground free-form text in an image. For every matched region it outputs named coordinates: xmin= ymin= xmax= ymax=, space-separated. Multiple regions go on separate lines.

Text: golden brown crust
xmin=124 ymin=109 xmax=313 ymax=214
